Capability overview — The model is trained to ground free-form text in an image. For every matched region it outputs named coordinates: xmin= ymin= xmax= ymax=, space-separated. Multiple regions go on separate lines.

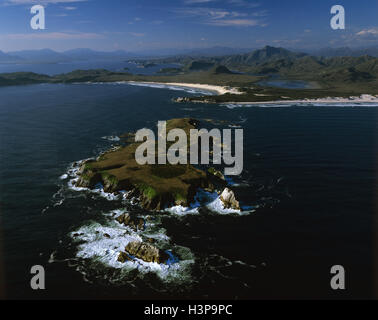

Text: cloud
xmin=184 ymin=0 xmax=260 ymax=6
xmin=226 ymin=0 xmax=260 ymax=8
xmin=63 ymin=6 xmax=77 ymax=10
xmin=356 ymin=28 xmax=378 ymax=36
xmin=175 ymin=7 xmax=266 ymax=27
xmin=207 ymin=19 xmax=259 ymax=26
xmin=1 ymin=32 xmax=102 ymax=40
xmin=6 ymin=0 xmax=87 ymax=5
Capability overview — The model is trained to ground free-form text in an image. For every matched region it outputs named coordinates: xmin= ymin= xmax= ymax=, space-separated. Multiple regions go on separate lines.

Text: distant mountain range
xmin=0 ymin=45 xmax=377 ymax=96
xmin=0 ymin=47 xmax=258 ymax=64
xmin=143 ymin=46 xmax=308 ymax=68
xmin=135 ymin=45 xmax=378 ymax=85
xmin=0 ymin=48 xmax=136 ymax=64
xmin=0 ymin=45 xmax=378 ymax=65
xmin=0 ymin=50 xmax=23 ymax=63
xmin=220 ymin=46 xmax=307 ymax=66
xmin=177 ymin=46 xmax=256 ymax=57
xmin=308 ymin=46 xmax=378 ymax=58
xmin=217 ymin=46 xmax=378 ymax=82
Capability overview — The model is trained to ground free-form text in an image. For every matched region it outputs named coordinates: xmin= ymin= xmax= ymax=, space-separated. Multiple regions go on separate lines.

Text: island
xmin=75 ymin=118 xmax=238 ymax=211
xmin=71 ymin=118 xmax=241 ymax=265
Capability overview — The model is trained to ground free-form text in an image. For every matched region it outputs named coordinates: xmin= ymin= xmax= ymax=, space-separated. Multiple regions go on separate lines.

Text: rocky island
xmin=71 ymin=118 xmax=242 ymax=266
xmin=75 ymin=118 xmax=237 ymax=212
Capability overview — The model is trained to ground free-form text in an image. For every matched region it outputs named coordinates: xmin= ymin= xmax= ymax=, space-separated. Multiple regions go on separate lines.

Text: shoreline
xmin=126 ymin=81 xmax=243 ymax=95
xmin=125 ymin=81 xmax=378 ymax=105
xmin=219 ymin=94 xmax=378 ymax=105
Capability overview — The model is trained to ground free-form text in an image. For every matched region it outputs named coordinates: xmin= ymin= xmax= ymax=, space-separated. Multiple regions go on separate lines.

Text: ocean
xmin=0 ymin=81 xmax=377 ymax=299
xmin=0 ymin=60 xmax=179 ymax=76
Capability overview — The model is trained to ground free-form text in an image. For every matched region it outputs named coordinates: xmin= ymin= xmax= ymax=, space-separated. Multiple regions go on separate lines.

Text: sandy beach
xmin=127 ymin=81 xmax=243 ymax=95
xmin=221 ymin=94 xmax=378 ymax=105
xmin=127 ymin=81 xmax=378 ymax=105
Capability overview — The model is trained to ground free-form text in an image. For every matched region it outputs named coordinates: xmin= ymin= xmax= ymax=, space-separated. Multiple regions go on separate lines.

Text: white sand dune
xmin=127 ymin=81 xmax=243 ymax=95
xmin=222 ymin=94 xmax=378 ymax=105
xmin=126 ymin=81 xmax=378 ymax=105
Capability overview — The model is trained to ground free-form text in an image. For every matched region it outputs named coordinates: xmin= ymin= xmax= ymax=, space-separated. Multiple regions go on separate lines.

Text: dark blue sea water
xmin=0 ymin=82 xmax=377 ymax=299
xmin=0 ymin=61 xmax=178 ymax=76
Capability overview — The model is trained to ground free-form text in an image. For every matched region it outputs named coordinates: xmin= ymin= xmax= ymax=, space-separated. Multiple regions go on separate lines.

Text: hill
xmin=0 ymin=51 xmax=23 ymax=63
xmin=220 ymin=46 xmax=307 ymax=67
xmin=211 ymin=65 xmax=234 ymax=74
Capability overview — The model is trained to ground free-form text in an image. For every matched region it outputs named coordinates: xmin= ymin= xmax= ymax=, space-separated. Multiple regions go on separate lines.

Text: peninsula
xmin=1 ymin=46 xmax=377 ymax=103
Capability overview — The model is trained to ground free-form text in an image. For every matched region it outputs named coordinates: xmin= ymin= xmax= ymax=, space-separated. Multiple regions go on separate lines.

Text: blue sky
xmin=0 ymin=0 xmax=377 ymax=52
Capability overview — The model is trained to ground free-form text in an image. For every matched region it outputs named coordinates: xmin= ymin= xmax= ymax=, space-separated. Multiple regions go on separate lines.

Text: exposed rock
xmin=103 ymin=233 xmax=111 ymax=238
xmin=117 ymin=251 xmax=133 ymax=263
xmin=72 ymin=233 xmax=84 ymax=237
xmin=174 ymin=97 xmax=190 ymax=103
xmin=207 ymin=167 xmax=225 ymax=180
xmin=174 ymin=96 xmax=217 ymax=104
xmin=119 ymin=132 xmax=135 ymax=143
xmin=220 ymin=188 xmax=240 ymax=210
xmin=116 ymin=213 xmax=131 ymax=225
xmin=125 ymin=241 xmax=169 ymax=264
xmin=115 ymin=213 xmax=145 ymax=231
xmin=137 ymin=218 xmax=145 ymax=231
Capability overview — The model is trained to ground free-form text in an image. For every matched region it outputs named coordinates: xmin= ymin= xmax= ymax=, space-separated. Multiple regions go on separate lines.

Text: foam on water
xmin=101 ymin=135 xmax=120 ymax=142
xmin=66 ymin=161 xmax=121 ymax=201
xmin=166 ymin=188 xmax=253 ymax=216
xmin=69 ymin=215 xmax=195 ymax=285
xmin=206 ymin=197 xmax=244 ymax=215
xmin=165 ymin=205 xmax=199 ymax=215
xmin=60 ymin=155 xmax=256 ymax=286
xmin=64 ymin=155 xmax=258 ymax=217
xmin=71 ymin=222 xmax=142 ymax=265
xmin=59 ymin=174 xmax=68 ymax=180
xmin=56 ymin=152 xmax=259 ymax=291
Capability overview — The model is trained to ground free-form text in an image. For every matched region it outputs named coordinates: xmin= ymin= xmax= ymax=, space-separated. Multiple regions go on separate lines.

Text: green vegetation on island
xmin=75 ymin=118 xmax=228 ymax=211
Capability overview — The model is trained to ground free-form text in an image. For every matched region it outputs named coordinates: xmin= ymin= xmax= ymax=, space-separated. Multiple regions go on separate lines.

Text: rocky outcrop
xmin=173 ymin=97 xmax=216 ymax=104
xmin=116 ymin=213 xmax=145 ymax=231
xmin=116 ymin=212 xmax=131 ymax=225
xmin=206 ymin=167 xmax=227 ymax=190
xmin=174 ymin=97 xmax=191 ymax=103
xmin=117 ymin=251 xmax=133 ymax=263
xmin=220 ymin=188 xmax=240 ymax=210
xmin=75 ymin=118 xmax=216 ymax=211
xmin=121 ymin=241 xmax=169 ymax=264
xmin=207 ymin=167 xmax=225 ymax=180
